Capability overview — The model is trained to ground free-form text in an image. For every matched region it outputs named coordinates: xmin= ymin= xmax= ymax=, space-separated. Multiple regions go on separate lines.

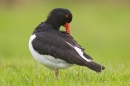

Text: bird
xmin=29 ymin=8 xmax=105 ymax=78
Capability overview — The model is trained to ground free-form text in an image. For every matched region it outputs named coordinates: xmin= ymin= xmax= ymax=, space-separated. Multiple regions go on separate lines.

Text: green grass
xmin=0 ymin=57 xmax=130 ymax=86
xmin=0 ymin=1 xmax=130 ymax=86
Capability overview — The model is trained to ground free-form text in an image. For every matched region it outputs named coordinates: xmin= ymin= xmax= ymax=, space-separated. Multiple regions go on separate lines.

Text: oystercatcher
xmin=29 ymin=8 xmax=105 ymax=77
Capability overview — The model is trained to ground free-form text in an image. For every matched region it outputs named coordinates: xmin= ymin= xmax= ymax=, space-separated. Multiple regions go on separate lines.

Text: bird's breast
xmin=29 ymin=34 xmax=72 ymax=69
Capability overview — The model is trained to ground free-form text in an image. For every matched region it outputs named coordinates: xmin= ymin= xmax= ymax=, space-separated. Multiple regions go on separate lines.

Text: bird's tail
xmin=85 ymin=61 xmax=105 ymax=72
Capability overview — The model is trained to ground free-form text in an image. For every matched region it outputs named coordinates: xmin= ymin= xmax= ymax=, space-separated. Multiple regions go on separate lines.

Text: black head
xmin=45 ymin=8 xmax=72 ymax=33
xmin=47 ymin=8 xmax=72 ymax=25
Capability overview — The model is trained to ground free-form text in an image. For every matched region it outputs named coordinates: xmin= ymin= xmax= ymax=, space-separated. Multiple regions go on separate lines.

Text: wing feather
xmin=32 ymin=31 xmax=92 ymax=66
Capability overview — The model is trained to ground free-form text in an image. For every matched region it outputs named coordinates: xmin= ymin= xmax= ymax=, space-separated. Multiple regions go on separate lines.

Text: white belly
xmin=28 ymin=34 xmax=72 ymax=69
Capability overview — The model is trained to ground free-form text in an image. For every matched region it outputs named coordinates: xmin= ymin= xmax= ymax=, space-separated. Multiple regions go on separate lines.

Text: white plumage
xmin=66 ymin=42 xmax=92 ymax=62
xmin=29 ymin=34 xmax=72 ymax=70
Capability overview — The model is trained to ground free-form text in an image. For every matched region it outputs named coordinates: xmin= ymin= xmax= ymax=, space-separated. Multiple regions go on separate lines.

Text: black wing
xmin=59 ymin=31 xmax=93 ymax=60
xmin=32 ymin=31 xmax=92 ymax=66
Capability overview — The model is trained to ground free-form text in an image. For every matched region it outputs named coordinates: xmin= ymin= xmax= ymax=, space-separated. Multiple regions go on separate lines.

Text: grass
xmin=0 ymin=57 xmax=130 ymax=86
xmin=0 ymin=1 xmax=130 ymax=86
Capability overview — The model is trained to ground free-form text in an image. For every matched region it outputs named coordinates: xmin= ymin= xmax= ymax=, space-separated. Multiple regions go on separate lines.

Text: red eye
xmin=66 ymin=14 xmax=69 ymax=18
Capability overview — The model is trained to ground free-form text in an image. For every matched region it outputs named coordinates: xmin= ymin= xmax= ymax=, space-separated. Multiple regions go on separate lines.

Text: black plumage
xmin=29 ymin=8 xmax=105 ymax=77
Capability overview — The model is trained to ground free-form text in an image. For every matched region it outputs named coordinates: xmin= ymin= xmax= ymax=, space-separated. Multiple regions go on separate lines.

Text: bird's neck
xmin=45 ymin=17 xmax=61 ymax=31
xmin=32 ymin=22 xmax=61 ymax=34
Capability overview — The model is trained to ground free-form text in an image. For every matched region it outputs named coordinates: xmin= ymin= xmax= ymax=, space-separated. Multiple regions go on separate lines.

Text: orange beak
xmin=64 ymin=23 xmax=70 ymax=34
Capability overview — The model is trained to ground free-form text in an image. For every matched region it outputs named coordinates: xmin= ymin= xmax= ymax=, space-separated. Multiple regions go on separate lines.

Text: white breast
xmin=28 ymin=34 xmax=72 ymax=69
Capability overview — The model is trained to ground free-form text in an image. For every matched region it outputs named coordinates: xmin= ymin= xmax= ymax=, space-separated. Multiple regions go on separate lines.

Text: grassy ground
xmin=0 ymin=1 xmax=130 ymax=86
